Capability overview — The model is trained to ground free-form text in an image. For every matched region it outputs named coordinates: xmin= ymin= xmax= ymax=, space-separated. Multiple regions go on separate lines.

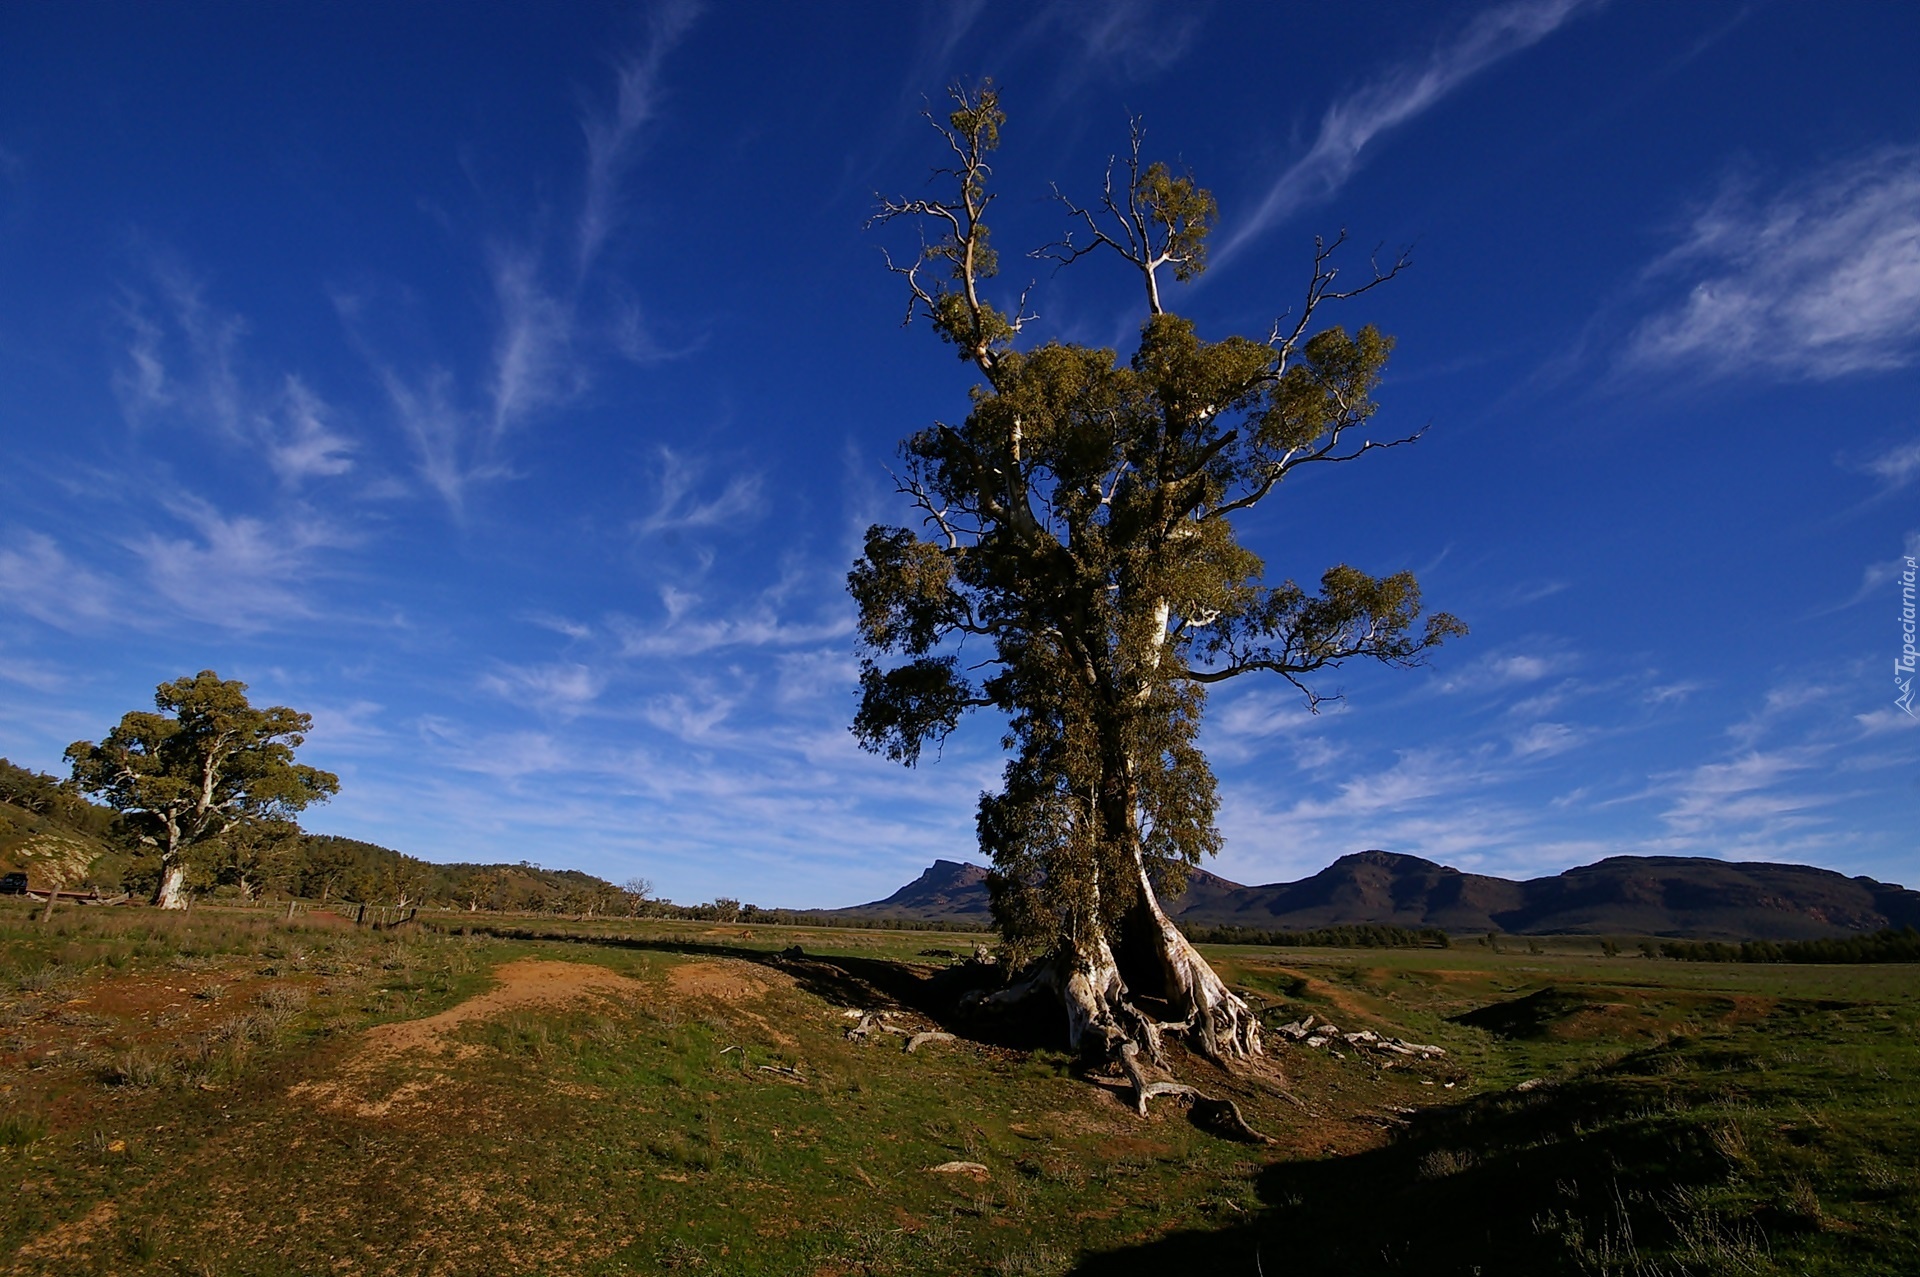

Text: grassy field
xmin=1 ymin=901 xmax=1915 ymax=1275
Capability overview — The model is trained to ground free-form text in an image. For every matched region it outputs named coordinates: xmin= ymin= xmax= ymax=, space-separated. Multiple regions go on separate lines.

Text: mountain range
xmin=830 ymin=851 xmax=1920 ymax=941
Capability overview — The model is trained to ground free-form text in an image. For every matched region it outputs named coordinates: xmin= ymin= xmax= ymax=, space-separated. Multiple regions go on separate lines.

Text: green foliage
xmin=1661 ymin=927 xmax=1920 ymax=964
xmin=856 ymin=89 xmax=1465 ymax=963
xmin=65 ymin=671 xmax=339 ymax=903
xmin=0 ymin=759 xmax=118 ymax=838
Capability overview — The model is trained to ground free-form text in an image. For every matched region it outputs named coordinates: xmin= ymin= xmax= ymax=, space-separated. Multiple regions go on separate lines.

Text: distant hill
xmin=828 ymin=859 xmax=992 ymax=921
xmin=843 ymin=849 xmax=1920 ymax=940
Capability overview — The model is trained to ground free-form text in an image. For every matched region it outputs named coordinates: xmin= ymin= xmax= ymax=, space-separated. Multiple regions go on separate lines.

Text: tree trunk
xmin=153 ymin=861 xmax=187 ymax=910
xmin=1123 ymin=846 xmax=1263 ymax=1060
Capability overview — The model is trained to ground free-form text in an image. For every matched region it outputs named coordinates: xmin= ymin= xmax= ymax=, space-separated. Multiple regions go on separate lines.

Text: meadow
xmin=2 ymin=900 xmax=1915 ymax=1275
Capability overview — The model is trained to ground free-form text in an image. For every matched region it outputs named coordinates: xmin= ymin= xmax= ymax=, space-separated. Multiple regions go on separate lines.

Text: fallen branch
xmin=1271 ymin=1015 xmax=1445 ymax=1059
xmin=906 ymin=1030 xmax=956 ymax=1053
xmin=927 ymin=1161 xmax=989 ymax=1177
xmin=756 ymin=1064 xmax=806 ymax=1082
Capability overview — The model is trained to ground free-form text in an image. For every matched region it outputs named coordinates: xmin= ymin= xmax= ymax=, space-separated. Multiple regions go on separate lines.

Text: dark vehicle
xmin=0 ymin=872 xmax=29 ymax=895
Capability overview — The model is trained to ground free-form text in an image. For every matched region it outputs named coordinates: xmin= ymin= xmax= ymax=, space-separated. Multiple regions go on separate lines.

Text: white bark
xmin=153 ymin=863 xmax=187 ymax=910
xmin=1128 ymin=846 xmax=1262 ymax=1060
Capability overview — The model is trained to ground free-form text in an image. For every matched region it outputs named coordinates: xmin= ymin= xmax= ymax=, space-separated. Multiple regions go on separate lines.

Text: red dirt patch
xmin=288 ymin=958 xmax=647 ymax=1116
xmin=666 ymin=959 xmax=792 ymax=1003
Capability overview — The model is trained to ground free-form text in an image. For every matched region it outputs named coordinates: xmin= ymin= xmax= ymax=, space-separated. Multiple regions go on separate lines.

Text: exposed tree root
xmin=1117 ymin=1043 xmax=1273 ymax=1143
xmin=959 ymin=929 xmax=1276 ymax=1144
xmin=1127 ymin=846 xmax=1262 ymax=1061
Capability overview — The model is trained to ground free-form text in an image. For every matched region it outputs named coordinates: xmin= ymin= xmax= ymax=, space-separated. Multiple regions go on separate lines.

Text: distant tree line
xmin=1659 ymin=928 xmax=1920 ymax=964
xmin=1175 ymin=921 xmax=1452 ymax=949
xmin=740 ymin=910 xmax=991 ymax=933
xmin=2 ymin=758 xmax=643 ymax=915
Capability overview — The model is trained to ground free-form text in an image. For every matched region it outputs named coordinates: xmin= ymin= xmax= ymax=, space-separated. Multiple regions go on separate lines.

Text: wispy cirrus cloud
xmin=0 ymin=532 xmax=119 ymax=631
xmin=1654 ymin=747 xmax=1838 ymax=839
xmin=577 ymin=0 xmax=701 ymax=278
xmin=1627 ymin=146 xmax=1920 ymax=379
xmin=480 ymin=660 xmax=607 ymax=715
xmin=1855 ymin=436 xmax=1920 ymax=491
xmin=116 ymin=261 xmax=356 ymax=486
xmin=610 ymin=582 xmax=850 ymax=659
xmin=636 ymin=447 xmax=763 ymax=536
xmin=130 ymin=495 xmax=349 ymax=629
xmin=484 ymin=246 xmax=581 ymax=440
xmin=1216 ymin=0 xmax=1599 ymax=262
xmin=369 ymin=363 xmax=492 ymax=517
xmin=353 ymin=8 xmax=701 ymax=517
xmin=1836 ymin=529 xmax=1920 ymax=611
xmin=1437 ymin=647 xmax=1571 ymax=695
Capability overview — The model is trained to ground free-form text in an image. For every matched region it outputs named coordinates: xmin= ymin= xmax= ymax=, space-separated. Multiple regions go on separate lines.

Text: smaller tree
xmin=66 ymin=671 xmax=339 ymax=909
xmin=621 ymin=876 xmax=656 ymax=918
xmin=207 ymin=816 xmax=302 ymax=902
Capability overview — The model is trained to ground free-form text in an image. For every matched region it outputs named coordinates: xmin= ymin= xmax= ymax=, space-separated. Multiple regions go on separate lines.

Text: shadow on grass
xmin=1062 ymin=1043 xmax=1813 ymax=1277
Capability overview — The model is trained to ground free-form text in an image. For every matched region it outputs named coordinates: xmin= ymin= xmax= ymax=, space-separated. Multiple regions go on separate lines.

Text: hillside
xmin=0 ymin=759 xmax=627 ymax=912
xmin=847 ymin=849 xmax=1920 ymax=940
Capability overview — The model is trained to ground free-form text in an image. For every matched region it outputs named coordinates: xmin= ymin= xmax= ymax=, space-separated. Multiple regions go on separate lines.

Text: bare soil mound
xmin=291 ymin=958 xmax=647 ymax=1116
xmin=666 ymin=959 xmax=792 ymax=1003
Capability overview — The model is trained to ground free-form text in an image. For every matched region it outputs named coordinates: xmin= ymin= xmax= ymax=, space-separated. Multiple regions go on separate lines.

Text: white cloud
xmin=1854 ymin=707 xmax=1920 ymax=737
xmin=346 ymin=16 xmax=699 ymax=518
xmin=636 ymin=447 xmax=764 ymax=535
xmin=130 ymin=496 xmax=346 ymax=629
xmin=1217 ymin=0 xmax=1598 ymax=262
xmin=524 ymin=612 xmax=594 ymax=641
xmin=1438 ymin=648 xmax=1568 ymax=694
xmin=485 ymin=245 xmax=580 ymax=439
xmin=1035 ymin=0 xmax=1202 ymax=89
xmin=1628 ymin=146 xmax=1920 ymax=378
xmin=372 ymin=364 xmax=493 ymax=517
xmin=1836 ymin=530 xmax=1920 ymax=611
xmin=416 ymin=718 xmax=574 ymax=781
xmin=576 ymin=0 xmax=701 ymax=278
xmin=480 ymin=661 xmax=606 ymax=715
xmin=116 ymin=262 xmax=356 ymax=487
xmin=0 ymin=532 xmax=119 ymax=631
xmin=1642 ymin=680 xmax=1704 ymax=707
xmin=1860 ymin=437 xmax=1920 ymax=490
xmin=0 ymin=651 xmax=70 ymax=693
xmin=1655 ymin=748 xmax=1837 ymax=838
xmin=610 ymin=583 xmax=850 ymax=658
xmin=1726 ymin=682 xmax=1834 ymax=749
xmin=300 ymin=699 xmax=391 ymax=756
xmin=1510 ymin=721 xmax=1584 ymax=759
xmin=270 ymin=376 xmax=355 ymax=483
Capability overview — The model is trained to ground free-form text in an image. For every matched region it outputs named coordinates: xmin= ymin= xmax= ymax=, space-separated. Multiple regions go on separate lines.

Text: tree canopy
xmin=851 ymin=86 xmax=1464 ymax=1083
xmin=66 ymin=671 xmax=340 ymax=908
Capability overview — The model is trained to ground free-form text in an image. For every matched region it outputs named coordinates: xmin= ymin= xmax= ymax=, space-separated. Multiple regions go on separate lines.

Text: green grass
xmin=2 ymin=900 xmax=1916 ymax=1274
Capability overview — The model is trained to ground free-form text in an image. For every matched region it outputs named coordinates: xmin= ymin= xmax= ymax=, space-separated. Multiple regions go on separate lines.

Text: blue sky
xmin=1 ymin=1 xmax=1915 ymax=907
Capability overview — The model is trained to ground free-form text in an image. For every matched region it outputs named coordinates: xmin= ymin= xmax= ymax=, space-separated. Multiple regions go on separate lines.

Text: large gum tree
xmin=67 ymin=671 xmax=339 ymax=909
xmin=850 ymin=87 xmax=1465 ymax=1099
